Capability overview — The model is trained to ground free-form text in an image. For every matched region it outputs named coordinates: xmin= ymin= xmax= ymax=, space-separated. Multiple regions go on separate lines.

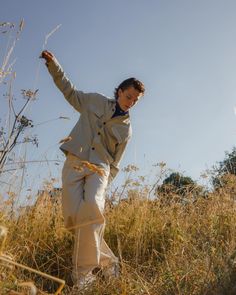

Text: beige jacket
xmin=46 ymin=58 xmax=132 ymax=182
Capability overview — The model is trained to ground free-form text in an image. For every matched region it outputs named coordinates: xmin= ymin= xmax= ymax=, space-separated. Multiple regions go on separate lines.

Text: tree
xmin=212 ymin=146 xmax=236 ymax=190
xmin=155 ymin=172 xmax=203 ymax=204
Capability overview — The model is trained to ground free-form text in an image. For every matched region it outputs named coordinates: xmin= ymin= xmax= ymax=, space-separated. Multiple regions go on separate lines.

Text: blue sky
xmin=1 ymin=0 xmax=236 ymax=198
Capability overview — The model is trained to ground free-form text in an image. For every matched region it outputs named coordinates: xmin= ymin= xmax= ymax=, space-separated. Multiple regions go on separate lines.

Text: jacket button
xmin=98 ymin=132 xmax=101 ymax=135
xmin=92 ymin=147 xmax=95 ymax=150
xmin=103 ymin=122 xmax=106 ymax=125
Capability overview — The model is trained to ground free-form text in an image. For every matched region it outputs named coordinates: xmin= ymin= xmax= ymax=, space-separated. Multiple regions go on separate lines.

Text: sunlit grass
xmin=1 ymin=172 xmax=236 ymax=294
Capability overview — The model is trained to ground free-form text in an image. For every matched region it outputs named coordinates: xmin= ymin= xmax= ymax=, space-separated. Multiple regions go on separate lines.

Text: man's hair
xmin=114 ymin=77 xmax=145 ymax=100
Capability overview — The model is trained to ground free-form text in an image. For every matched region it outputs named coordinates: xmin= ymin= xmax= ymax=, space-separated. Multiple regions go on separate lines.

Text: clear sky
xmin=1 ymin=0 xmax=236 ymax=199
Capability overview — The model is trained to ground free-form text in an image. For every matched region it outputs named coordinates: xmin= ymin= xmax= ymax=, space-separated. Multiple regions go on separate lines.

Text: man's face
xmin=117 ymin=86 xmax=142 ymax=112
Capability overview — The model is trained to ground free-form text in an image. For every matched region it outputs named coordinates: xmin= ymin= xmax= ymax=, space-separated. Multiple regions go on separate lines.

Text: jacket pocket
xmin=111 ymin=125 xmax=129 ymax=144
xmin=88 ymin=104 xmax=104 ymax=118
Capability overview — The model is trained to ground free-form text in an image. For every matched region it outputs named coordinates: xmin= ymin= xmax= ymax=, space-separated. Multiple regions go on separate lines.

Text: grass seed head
xmin=81 ymin=160 xmax=105 ymax=176
xmin=59 ymin=136 xmax=72 ymax=144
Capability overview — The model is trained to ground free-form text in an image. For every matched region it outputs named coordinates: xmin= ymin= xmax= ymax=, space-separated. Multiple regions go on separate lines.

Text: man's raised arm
xmin=40 ymin=50 xmax=92 ymax=113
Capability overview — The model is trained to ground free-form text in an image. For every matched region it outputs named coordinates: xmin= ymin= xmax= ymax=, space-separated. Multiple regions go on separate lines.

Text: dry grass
xmin=1 ymin=176 xmax=236 ymax=294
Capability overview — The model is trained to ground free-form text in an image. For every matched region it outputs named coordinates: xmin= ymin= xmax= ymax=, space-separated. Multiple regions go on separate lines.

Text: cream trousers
xmin=62 ymin=153 xmax=117 ymax=282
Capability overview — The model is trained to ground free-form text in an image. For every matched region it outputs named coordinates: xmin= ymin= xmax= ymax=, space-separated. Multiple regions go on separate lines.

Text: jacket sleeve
xmin=108 ymin=139 xmax=129 ymax=184
xmin=46 ymin=57 xmax=94 ymax=113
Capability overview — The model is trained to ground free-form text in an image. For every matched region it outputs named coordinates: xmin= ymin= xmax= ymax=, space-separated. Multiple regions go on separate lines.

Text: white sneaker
xmin=102 ymin=263 xmax=120 ymax=279
xmin=73 ymin=272 xmax=96 ymax=292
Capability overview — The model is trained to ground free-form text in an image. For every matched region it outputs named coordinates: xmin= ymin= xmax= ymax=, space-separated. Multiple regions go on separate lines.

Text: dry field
xmin=1 ymin=176 xmax=236 ymax=295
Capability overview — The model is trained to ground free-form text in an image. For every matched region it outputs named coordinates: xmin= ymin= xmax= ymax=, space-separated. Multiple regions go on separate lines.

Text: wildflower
xmin=21 ymin=89 xmax=38 ymax=100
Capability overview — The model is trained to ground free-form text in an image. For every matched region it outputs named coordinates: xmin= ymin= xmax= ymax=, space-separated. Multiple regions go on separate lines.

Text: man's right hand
xmin=40 ymin=50 xmax=54 ymax=63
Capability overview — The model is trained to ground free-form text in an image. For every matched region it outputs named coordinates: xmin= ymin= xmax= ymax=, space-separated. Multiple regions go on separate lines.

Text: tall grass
xmin=1 ymin=175 xmax=236 ymax=294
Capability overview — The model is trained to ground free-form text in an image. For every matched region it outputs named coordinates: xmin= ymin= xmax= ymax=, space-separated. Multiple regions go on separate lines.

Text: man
xmin=41 ymin=50 xmax=145 ymax=288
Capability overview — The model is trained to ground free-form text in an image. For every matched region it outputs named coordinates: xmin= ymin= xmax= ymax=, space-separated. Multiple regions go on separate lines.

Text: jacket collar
xmin=107 ymin=99 xmax=130 ymax=123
